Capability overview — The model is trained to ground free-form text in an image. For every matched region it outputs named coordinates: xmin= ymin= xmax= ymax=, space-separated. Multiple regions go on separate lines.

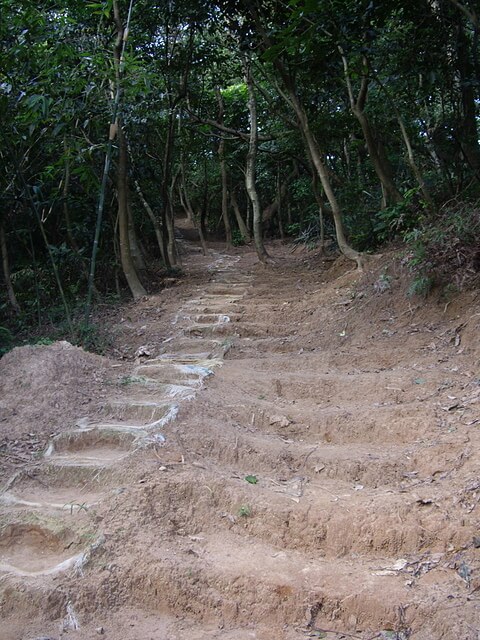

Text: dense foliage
xmin=1 ymin=0 xmax=479 ymax=349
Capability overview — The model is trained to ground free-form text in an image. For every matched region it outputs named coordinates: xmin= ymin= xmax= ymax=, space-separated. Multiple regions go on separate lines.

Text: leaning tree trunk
xmin=244 ymin=62 xmax=269 ymax=262
xmin=262 ymin=162 xmax=299 ymax=224
xmin=230 ymin=189 xmax=251 ymax=242
xmin=292 ymin=93 xmax=363 ymax=266
xmin=271 ymin=54 xmax=362 ymax=266
xmin=133 ymin=176 xmax=166 ymax=263
xmin=117 ymin=126 xmax=146 ymax=299
xmin=340 ymin=52 xmax=402 ymax=206
xmin=178 ymin=167 xmax=208 ymax=255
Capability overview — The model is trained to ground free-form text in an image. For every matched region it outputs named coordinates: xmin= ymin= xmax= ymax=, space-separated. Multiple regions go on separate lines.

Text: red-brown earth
xmin=0 ymin=232 xmax=479 ymax=639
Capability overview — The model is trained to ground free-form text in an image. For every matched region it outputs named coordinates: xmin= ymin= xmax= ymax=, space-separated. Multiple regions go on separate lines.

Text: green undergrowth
xmin=0 ymin=304 xmax=116 ymax=359
xmin=402 ymin=200 xmax=480 ymax=297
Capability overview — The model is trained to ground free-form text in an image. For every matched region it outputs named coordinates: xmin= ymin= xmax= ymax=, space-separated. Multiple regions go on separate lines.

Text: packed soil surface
xmin=0 ymin=227 xmax=479 ymax=639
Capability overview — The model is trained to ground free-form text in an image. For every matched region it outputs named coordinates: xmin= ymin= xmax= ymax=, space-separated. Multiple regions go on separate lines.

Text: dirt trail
xmin=0 ymin=233 xmax=479 ymax=639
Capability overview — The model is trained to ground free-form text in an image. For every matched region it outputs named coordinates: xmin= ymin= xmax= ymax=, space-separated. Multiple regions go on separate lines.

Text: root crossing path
xmin=1 ymin=239 xmax=479 ymax=639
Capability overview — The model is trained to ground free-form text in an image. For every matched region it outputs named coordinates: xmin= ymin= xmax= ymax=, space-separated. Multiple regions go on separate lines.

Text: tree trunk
xmin=262 ymin=162 xmax=299 ymax=224
xmin=178 ymin=169 xmax=208 ymax=255
xmin=0 ymin=219 xmax=21 ymax=314
xmin=230 ymin=189 xmax=251 ymax=242
xmin=357 ymin=111 xmax=402 ymax=206
xmin=127 ymin=201 xmax=146 ymax=272
xmin=397 ymin=117 xmax=435 ymax=209
xmin=340 ymin=52 xmax=402 ymax=206
xmin=293 ymin=94 xmax=362 ymax=266
xmin=117 ymin=126 xmax=146 ymax=299
xmin=133 ymin=177 xmax=166 ymax=263
xmin=216 ymin=87 xmax=232 ymax=246
xmin=244 ymin=61 xmax=269 ymax=262
xmin=276 ymin=167 xmax=285 ymax=240
xmin=161 ymin=116 xmax=175 ymax=267
xmin=456 ymin=17 xmax=480 ymax=175
xmin=272 ymin=55 xmax=362 ymax=266
xmin=166 ymin=165 xmax=180 ymax=266
xmin=126 ymin=131 xmax=166 ymax=264
xmin=312 ymin=172 xmax=326 ymax=254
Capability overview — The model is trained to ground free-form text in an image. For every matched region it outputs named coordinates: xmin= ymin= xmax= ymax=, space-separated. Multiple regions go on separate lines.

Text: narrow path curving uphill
xmin=0 ymin=237 xmax=479 ymax=639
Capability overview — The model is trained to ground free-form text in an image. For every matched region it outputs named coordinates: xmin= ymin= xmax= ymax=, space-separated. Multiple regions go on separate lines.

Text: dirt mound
xmin=0 ymin=342 xmax=110 ymax=478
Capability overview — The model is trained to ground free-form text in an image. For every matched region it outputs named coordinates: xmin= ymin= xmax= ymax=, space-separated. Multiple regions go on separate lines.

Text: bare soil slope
xmin=0 ymin=236 xmax=479 ymax=640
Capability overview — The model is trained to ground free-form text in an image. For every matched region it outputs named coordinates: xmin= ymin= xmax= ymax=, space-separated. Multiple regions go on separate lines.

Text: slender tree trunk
xmin=230 ymin=189 xmax=251 ymax=242
xmin=133 ymin=177 xmax=166 ymax=263
xmin=126 ymin=132 xmax=166 ymax=263
xmin=117 ymin=125 xmax=146 ymax=299
xmin=262 ymin=162 xmax=299 ymax=224
xmin=293 ymin=95 xmax=362 ymax=265
xmin=179 ymin=153 xmax=193 ymax=222
xmin=178 ymin=170 xmax=208 ymax=255
xmin=340 ymin=52 xmax=402 ymax=206
xmin=312 ymin=172 xmax=326 ymax=254
xmin=161 ymin=116 xmax=176 ymax=267
xmin=216 ymin=88 xmax=232 ymax=246
xmin=244 ymin=61 xmax=269 ymax=262
xmin=195 ymin=209 xmax=209 ymax=255
xmin=368 ymin=67 xmax=435 ymax=208
xmin=85 ymin=0 xmax=134 ymax=322
xmin=127 ymin=201 xmax=146 ymax=272
xmin=397 ymin=117 xmax=435 ymax=209
xmin=272 ymin=56 xmax=362 ymax=266
xmin=456 ymin=17 xmax=480 ymax=175
xmin=0 ymin=219 xmax=21 ymax=314
xmin=276 ymin=167 xmax=285 ymax=240
xmin=166 ymin=165 xmax=180 ymax=266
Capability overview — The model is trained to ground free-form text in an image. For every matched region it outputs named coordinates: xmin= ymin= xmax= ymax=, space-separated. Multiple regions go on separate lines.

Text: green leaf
xmin=245 ymin=475 xmax=258 ymax=485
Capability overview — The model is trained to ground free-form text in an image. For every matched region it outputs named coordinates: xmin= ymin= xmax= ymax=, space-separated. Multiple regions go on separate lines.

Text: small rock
xmin=269 ymin=415 xmax=291 ymax=427
xmin=96 ymin=627 xmax=105 ymax=635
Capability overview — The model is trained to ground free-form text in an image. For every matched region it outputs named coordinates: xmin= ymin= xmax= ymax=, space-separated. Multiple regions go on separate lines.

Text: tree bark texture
xmin=0 ymin=219 xmax=21 ymax=314
xmin=230 ymin=189 xmax=251 ymax=242
xmin=340 ymin=53 xmax=402 ymax=206
xmin=216 ymin=88 xmax=232 ymax=246
xmin=117 ymin=126 xmax=146 ymax=299
xmin=244 ymin=62 xmax=269 ymax=262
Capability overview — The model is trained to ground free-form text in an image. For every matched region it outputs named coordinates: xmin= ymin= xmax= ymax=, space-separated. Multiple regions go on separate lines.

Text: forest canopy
xmin=1 ymin=0 xmax=479 ymax=350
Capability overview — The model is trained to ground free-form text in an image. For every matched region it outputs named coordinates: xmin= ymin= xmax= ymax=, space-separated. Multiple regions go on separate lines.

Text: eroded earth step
xmin=105 ymin=530 xmax=475 ymax=639
xmin=217 ymin=367 xmax=454 ymax=406
xmin=0 ymin=520 xmax=89 ymax=577
xmin=136 ymin=469 xmax=476 ymax=558
xmin=224 ymin=400 xmax=439 ymax=444
xmin=134 ymin=361 xmax=216 ymax=385
xmin=169 ymin=422 xmax=421 ymax=487
xmin=44 ymin=426 xmax=140 ymax=467
xmin=0 ymin=464 xmax=122 ymax=511
xmin=159 ymin=337 xmax=228 ymax=356
xmin=100 ymin=398 xmax=179 ymax=426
